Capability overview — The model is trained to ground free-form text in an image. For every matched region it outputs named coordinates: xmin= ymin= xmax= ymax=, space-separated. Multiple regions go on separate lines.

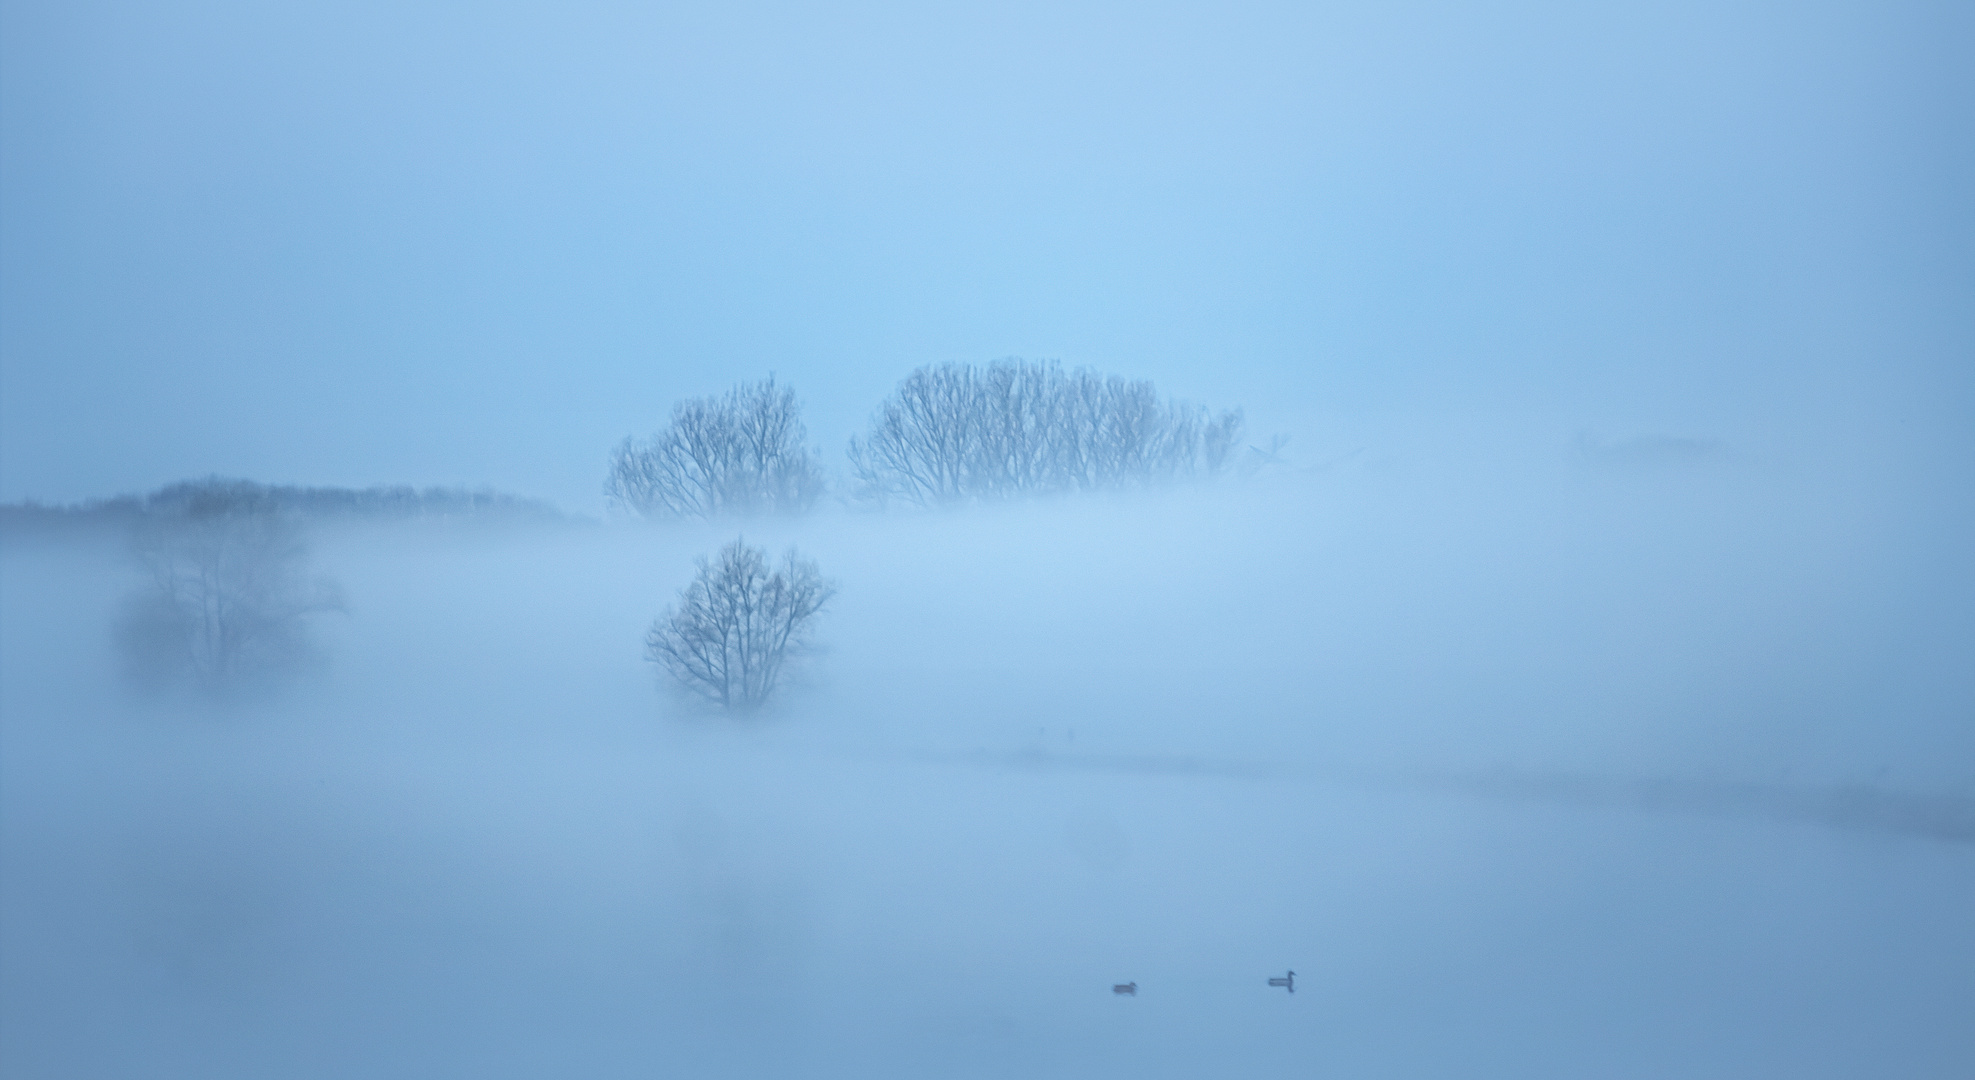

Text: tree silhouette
xmin=117 ymin=479 xmax=340 ymax=692
xmin=848 ymin=359 xmax=1242 ymax=506
xmin=608 ymin=377 xmax=826 ymax=520
xmin=645 ymin=539 xmax=834 ymax=713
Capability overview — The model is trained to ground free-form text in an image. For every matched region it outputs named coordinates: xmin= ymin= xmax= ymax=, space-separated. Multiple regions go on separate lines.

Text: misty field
xmin=4 ymin=458 xmax=1969 ymax=1078
xmin=4 ymin=0 xmax=1968 ymax=1071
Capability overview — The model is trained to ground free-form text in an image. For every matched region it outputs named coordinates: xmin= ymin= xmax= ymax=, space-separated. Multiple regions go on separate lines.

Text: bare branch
xmin=849 ymin=360 xmax=1244 ymax=506
xmin=645 ymin=539 xmax=834 ymax=713
xmin=608 ymin=377 xmax=826 ymax=520
xmin=117 ymin=480 xmax=341 ymax=692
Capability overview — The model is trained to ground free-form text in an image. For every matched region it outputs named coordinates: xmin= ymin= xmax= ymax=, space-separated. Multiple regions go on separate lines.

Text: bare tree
xmin=645 ymin=539 xmax=834 ymax=713
xmin=607 ymin=377 xmax=826 ymax=520
xmin=847 ymin=359 xmax=1244 ymax=506
xmin=117 ymin=480 xmax=341 ymax=692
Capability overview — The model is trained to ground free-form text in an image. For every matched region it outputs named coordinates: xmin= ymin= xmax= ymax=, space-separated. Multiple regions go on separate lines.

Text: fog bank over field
xmin=4 ymin=0 xmax=1970 ymax=1072
xmin=4 ymin=435 xmax=1971 ymax=1077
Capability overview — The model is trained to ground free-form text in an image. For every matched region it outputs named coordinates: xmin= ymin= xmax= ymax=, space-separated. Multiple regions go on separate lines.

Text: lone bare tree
xmin=117 ymin=479 xmax=341 ymax=692
xmin=607 ymin=377 xmax=826 ymax=520
xmin=645 ymin=539 xmax=834 ymax=713
xmin=847 ymin=359 xmax=1243 ymax=506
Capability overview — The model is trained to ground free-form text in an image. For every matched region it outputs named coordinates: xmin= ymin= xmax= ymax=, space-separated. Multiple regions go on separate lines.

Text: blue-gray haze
xmin=1 ymin=0 xmax=1971 ymax=1077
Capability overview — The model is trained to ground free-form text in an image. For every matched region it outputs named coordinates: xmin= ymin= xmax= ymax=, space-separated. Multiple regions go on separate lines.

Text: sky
xmin=3 ymin=0 xmax=1969 ymax=510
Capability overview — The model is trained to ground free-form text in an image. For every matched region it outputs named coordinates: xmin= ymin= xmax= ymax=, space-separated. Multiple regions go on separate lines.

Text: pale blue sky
xmin=2 ymin=0 xmax=1968 ymax=509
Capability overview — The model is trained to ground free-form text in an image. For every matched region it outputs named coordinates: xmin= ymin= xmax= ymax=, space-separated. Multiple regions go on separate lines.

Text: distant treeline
xmin=1 ymin=477 xmax=568 ymax=538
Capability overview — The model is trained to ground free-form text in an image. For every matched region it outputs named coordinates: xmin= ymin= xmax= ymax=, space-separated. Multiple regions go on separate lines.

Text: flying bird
xmin=1112 ymin=982 xmax=1137 ymax=996
xmin=1268 ymin=971 xmax=1295 ymax=993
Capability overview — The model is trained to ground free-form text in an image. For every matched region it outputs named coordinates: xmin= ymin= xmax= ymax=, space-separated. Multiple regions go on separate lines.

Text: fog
xmin=6 ymin=448 xmax=1972 ymax=1077
xmin=3 ymin=0 xmax=1972 ymax=1075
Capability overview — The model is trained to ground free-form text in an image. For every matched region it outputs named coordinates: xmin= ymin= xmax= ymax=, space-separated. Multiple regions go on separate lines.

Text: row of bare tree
xmin=607 ymin=361 xmax=1248 ymax=519
xmin=113 ymin=483 xmax=827 ymax=714
xmin=110 ymin=478 xmax=831 ymax=713
xmin=118 ymin=361 xmax=1237 ymax=712
xmin=614 ymin=361 xmax=1251 ymax=711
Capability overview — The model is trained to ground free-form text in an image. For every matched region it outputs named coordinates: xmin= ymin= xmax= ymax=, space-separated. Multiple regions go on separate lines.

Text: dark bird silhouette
xmin=1112 ymin=982 xmax=1137 ymax=996
xmin=1268 ymin=971 xmax=1295 ymax=993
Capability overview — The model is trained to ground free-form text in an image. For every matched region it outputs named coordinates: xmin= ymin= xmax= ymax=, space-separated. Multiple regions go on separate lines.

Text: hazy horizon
xmin=3 ymin=0 xmax=1970 ymax=1077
